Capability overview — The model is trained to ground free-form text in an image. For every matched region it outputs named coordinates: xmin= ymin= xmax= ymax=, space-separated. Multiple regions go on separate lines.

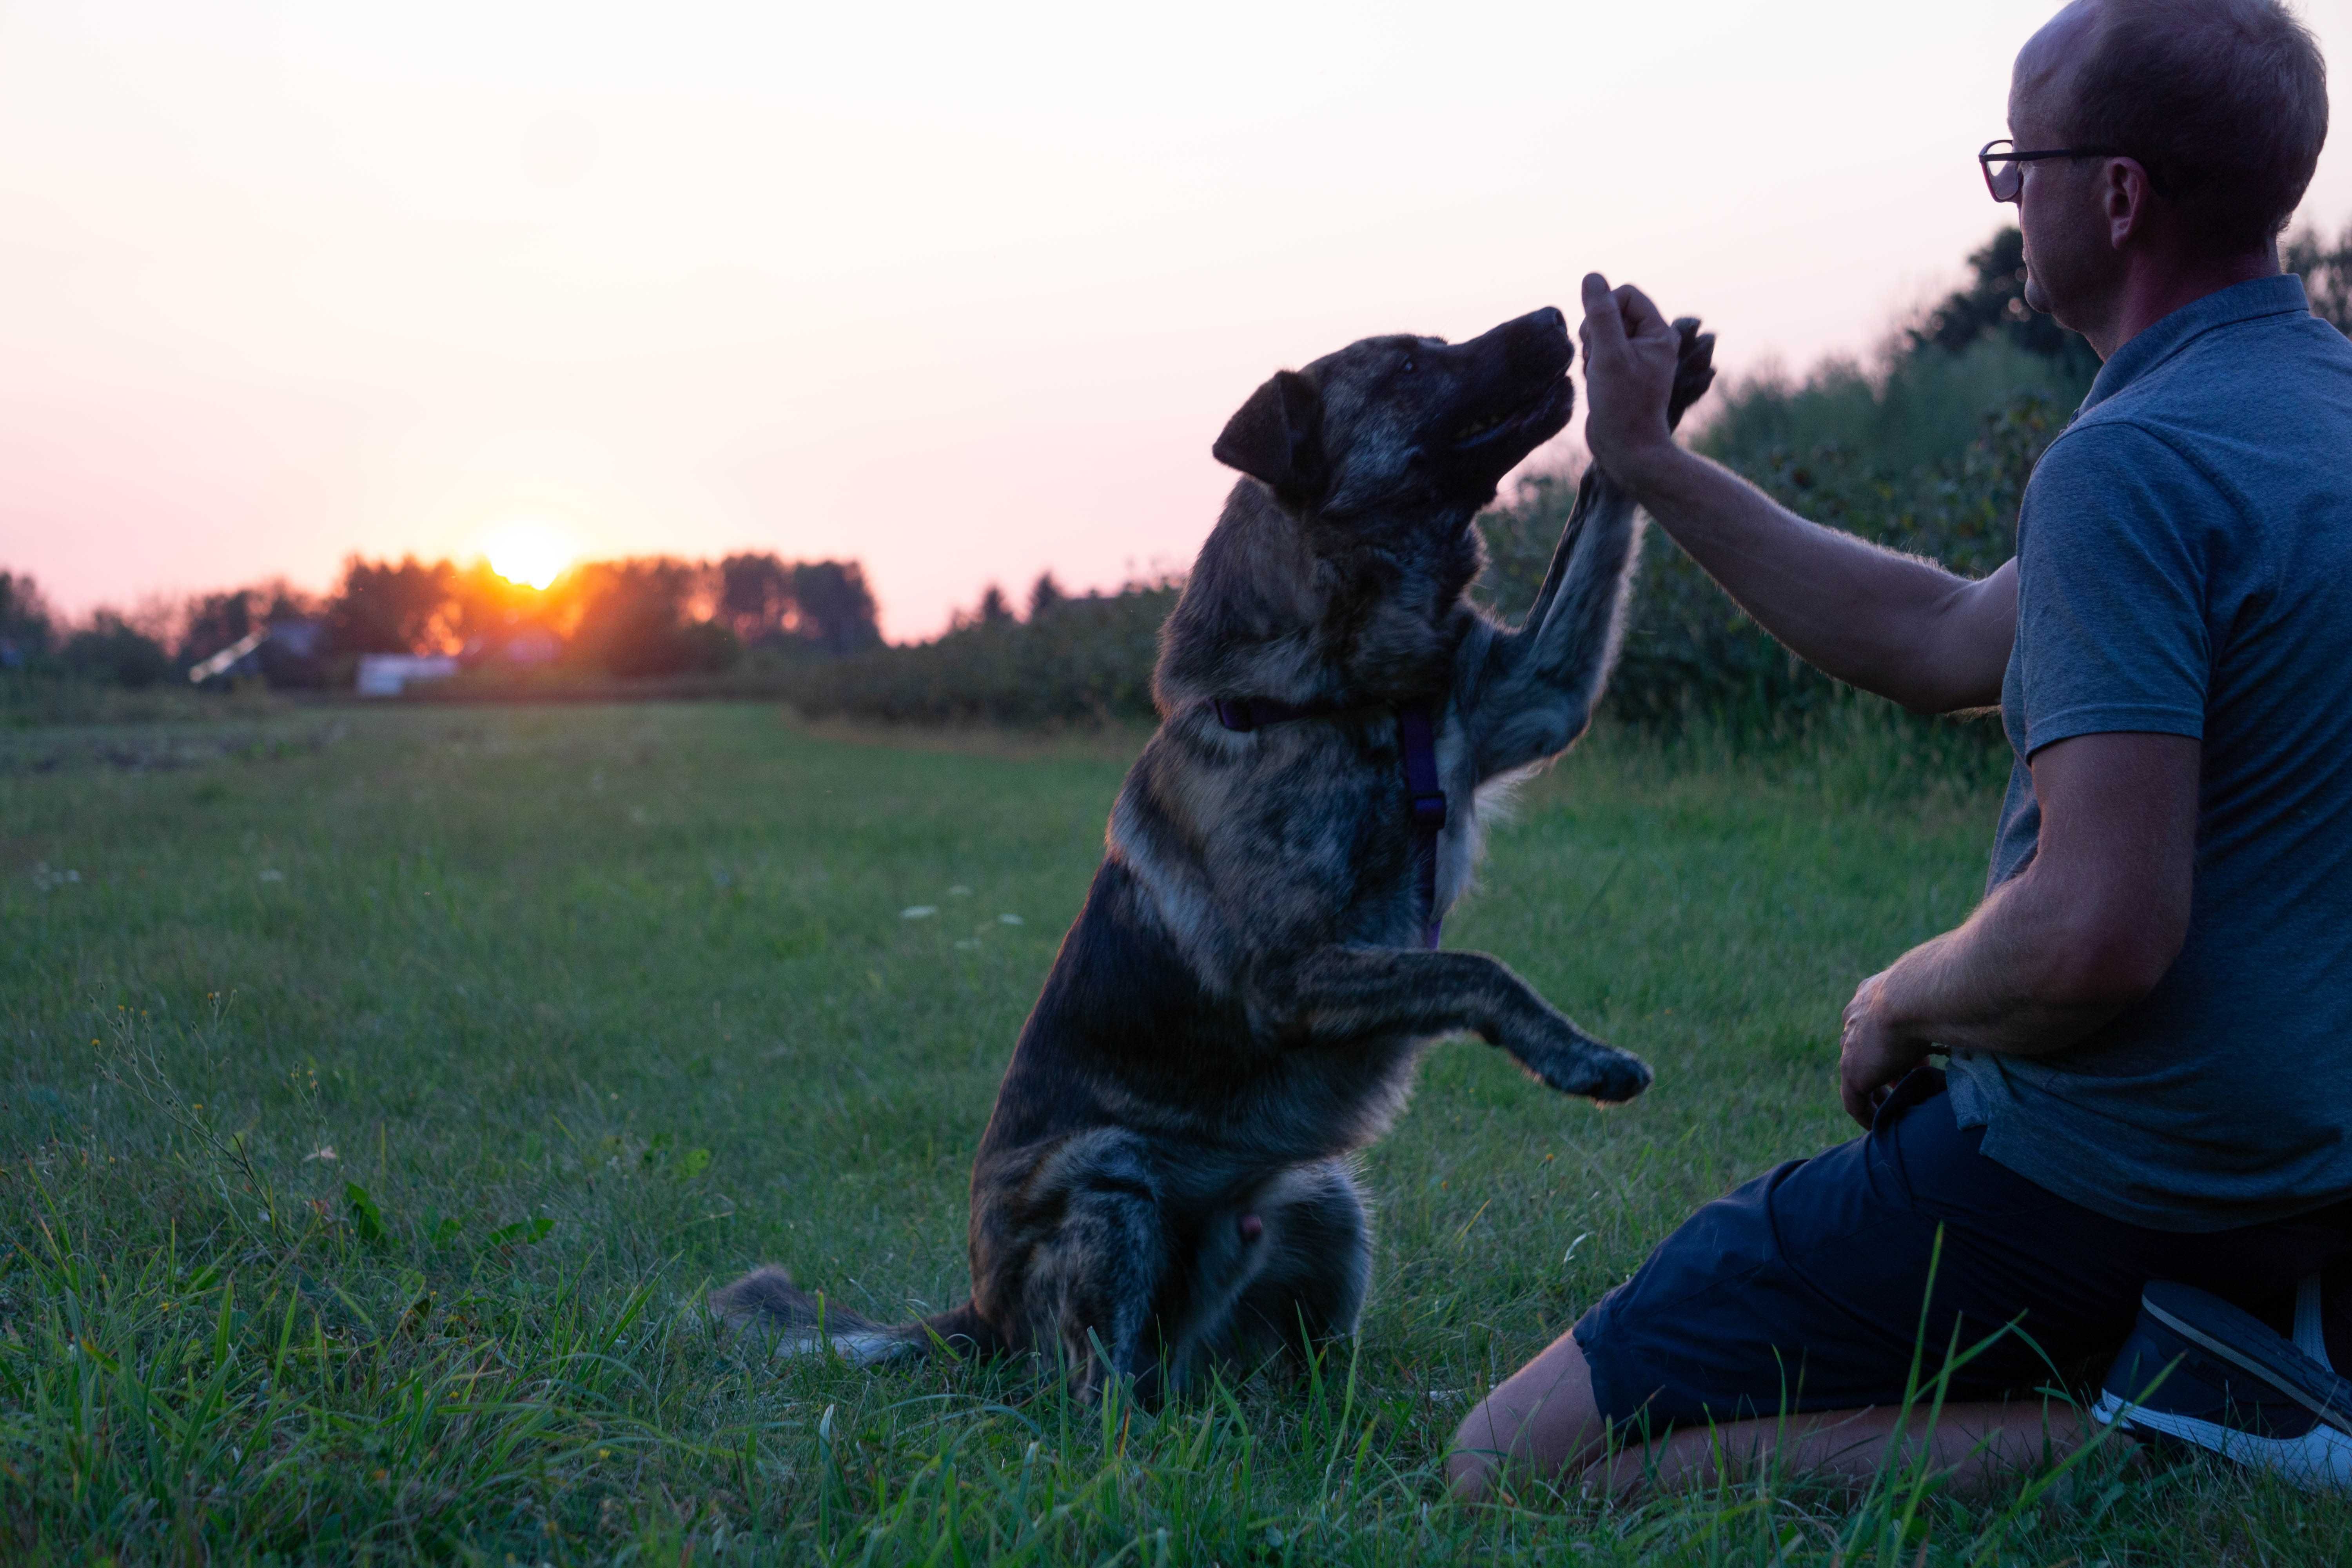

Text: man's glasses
xmin=1978 ymin=138 xmax=2131 ymax=203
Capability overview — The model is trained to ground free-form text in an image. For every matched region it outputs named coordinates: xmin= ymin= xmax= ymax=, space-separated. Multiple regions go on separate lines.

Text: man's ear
xmin=1212 ymin=369 xmax=1326 ymax=503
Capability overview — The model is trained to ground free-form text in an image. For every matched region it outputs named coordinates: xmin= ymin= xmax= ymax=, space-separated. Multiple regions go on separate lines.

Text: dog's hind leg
xmin=1016 ymin=1130 xmax=1168 ymax=1400
xmin=1224 ymin=1161 xmax=1373 ymax=1372
xmin=1161 ymin=1160 xmax=1373 ymax=1392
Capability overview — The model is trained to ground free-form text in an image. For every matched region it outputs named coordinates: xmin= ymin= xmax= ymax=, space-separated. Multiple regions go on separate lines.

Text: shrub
xmin=59 ymin=613 xmax=172 ymax=689
xmin=1479 ymin=396 xmax=2068 ymax=739
xmin=786 ymin=579 xmax=1176 ymax=727
xmin=2285 ymin=217 xmax=2351 ymax=334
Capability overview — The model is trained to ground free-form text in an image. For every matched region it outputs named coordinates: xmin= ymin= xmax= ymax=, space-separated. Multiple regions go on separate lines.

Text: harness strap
xmin=1395 ymin=705 xmax=1447 ymax=950
xmin=1209 ymin=697 xmax=1448 ymax=949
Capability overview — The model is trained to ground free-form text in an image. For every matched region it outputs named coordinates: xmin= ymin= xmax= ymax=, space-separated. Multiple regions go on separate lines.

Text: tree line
xmin=9 ymin=220 xmax=2347 ymax=723
xmin=0 ymin=552 xmax=881 ymax=690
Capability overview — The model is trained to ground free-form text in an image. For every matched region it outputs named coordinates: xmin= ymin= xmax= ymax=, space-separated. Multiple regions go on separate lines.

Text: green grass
xmin=4 ymin=702 xmax=2345 ymax=1564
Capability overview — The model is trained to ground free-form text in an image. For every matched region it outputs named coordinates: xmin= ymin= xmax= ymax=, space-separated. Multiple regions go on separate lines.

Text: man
xmin=1450 ymin=0 xmax=2350 ymax=1498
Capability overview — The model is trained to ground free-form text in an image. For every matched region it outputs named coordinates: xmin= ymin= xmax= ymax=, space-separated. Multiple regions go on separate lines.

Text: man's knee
xmin=1442 ymin=1333 xmax=1607 ymax=1503
xmin=1445 ymin=1397 xmax=1508 ymax=1503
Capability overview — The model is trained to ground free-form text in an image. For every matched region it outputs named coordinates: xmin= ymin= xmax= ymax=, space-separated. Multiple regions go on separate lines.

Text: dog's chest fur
xmin=982 ymin=664 xmax=1493 ymax=1182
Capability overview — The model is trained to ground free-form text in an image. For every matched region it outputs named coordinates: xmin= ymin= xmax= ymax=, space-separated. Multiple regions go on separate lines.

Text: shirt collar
xmin=2082 ymin=273 xmax=2312 ymax=413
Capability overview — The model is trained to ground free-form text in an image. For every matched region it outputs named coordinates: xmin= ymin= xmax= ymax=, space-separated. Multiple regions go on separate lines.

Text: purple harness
xmin=1209 ymin=698 xmax=1449 ymax=949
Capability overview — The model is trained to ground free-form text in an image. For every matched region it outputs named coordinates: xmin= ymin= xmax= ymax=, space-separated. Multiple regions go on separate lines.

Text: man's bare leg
xmin=1447 ymin=1327 xmax=2095 ymax=1502
xmin=1446 ymin=1324 xmax=1609 ymax=1501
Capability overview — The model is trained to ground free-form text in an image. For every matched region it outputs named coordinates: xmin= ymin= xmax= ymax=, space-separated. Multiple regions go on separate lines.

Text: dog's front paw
xmin=1522 ymin=1040 xmax=1654 ymax=1104
xmin=1664 ymin=317 xmax=1717 ymax=431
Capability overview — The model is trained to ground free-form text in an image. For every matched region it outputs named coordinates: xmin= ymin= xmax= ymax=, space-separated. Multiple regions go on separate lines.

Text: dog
xmin=715 ymin=304 xmax=1717 ymax=1396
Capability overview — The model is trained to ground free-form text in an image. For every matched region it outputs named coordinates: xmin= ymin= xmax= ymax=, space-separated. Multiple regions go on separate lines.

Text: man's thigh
xmin=1572 ymin=1070 xmax=2342 ymax=1434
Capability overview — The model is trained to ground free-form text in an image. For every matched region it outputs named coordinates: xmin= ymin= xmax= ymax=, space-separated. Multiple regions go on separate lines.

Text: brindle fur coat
xmin=715 ymin=305 xmax=1716 ymax=1397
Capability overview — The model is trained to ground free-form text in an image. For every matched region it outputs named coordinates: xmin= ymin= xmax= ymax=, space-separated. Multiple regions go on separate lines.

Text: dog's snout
xmin=1504 ymin=307 xmax=1572 ymax=380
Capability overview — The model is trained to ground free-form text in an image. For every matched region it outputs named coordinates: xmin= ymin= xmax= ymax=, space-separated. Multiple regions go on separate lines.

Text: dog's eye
xmin=1400 ymin=356 xmax=1417 ymax=374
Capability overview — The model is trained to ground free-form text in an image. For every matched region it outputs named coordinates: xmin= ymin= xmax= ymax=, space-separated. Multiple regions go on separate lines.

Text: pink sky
xmin=4 ymin=0 xmax=2348 ymax=640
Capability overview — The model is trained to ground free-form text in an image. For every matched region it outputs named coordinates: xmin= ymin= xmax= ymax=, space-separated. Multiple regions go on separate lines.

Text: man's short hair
xmin=2064 ymin=0 xmax=2328 ymax=255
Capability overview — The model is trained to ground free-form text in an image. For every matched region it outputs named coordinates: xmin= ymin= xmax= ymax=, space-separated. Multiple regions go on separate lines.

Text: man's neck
xmin=2083 ymin=246 xmax=2283 ymax=360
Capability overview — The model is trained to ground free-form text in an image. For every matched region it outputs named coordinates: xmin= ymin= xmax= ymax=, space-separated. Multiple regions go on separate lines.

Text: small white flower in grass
xmin=900 ymin=906 xmax=937 ymax=919
xmin=260 ymin=869 xmax=285 ymax=882
xmin=998 ymin=913 xmax=1024 ymax=926
xmin=954 ymin=938 xmax=981 ymax=951
xmin=305 ymin=1145 xmax=337 ymax=1162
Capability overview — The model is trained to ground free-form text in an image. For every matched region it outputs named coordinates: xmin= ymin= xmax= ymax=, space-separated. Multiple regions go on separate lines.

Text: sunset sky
xmin=5 ymin=1 xmax=2348 ymax=640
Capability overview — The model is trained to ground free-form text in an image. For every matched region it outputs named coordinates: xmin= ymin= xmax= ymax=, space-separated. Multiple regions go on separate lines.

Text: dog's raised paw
xmin=1665 ymin=317 xmax=1717 ymax=431
xmin=1532 ymin=1046 xmax=1654 ymax=1104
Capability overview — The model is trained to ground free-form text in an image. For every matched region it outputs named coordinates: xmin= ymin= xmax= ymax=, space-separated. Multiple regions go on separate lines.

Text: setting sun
xmin=480 ymin=519 xmax=574 ymax=591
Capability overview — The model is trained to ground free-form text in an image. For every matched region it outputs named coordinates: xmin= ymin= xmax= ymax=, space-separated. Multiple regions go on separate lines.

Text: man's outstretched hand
xmin=1578 ymin=272 xmax=1684 ymax=488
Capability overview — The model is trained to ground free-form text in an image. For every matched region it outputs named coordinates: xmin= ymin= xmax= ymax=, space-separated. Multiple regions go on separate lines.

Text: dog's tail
xmin=708 ymin=1267 xmax=1000 ymax=1365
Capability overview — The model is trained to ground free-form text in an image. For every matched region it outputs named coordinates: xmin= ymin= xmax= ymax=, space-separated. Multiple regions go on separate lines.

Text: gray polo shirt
xmin=1946 ymin=274 xmax=2352 ymax=1232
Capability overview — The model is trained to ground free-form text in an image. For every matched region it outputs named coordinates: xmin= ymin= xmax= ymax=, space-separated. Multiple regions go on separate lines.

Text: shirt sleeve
xmin=2013 ymin=420 xmax=2214 ymax=757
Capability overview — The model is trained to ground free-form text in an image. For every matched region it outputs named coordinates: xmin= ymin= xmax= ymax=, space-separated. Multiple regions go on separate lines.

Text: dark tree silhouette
xmin=566 ymin=557 xmax=739 ymax=678
xmin=0 ymin=570 xmax=53 ymax=668
xmin=789 ymin=560 xmax=883 ymax=655
xmin=719 ymin=553 xmax=795 ymax=644
xmin=1910 ymin=227 xmax=2101 ymax=376
xmin=1027 ymin=571 xmax=1066 ymax=622
xmin=2286 ymin=220 xmax=2352 ymax=336
xmin=326 ymin=555 xmax=456 ymax=654
xmin=62 ymin=613 xmax=171 ymax=688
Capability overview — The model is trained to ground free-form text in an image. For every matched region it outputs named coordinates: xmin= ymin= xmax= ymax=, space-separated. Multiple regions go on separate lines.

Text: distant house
xmin=355 ymin=654 xmax=461 ymax=698
xmin=464 ymin=627 xmax=561 ymax=667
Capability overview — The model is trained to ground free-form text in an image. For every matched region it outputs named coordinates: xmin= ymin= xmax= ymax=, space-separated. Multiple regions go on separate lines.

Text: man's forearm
xmin=1627 ymin=447 xmax=2011 ymax=714
xmin=1876 ymin=832 xmax=2191 ymax=1068
xmin=1876 ymin=889 xmax=2131 ymax=1061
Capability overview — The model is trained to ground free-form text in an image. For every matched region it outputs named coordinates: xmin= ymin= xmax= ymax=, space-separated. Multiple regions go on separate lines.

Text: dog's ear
xmin=1212 ymin=370 xmax=1326 ymax=504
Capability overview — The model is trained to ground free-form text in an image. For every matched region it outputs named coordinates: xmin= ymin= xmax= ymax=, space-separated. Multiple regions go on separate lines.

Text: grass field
xmin=4 ymin=702 xmax=2347 ymax=1564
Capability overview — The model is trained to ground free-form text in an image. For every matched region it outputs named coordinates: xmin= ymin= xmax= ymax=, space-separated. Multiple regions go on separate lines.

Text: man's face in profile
xmin=2007 ymin=0 xmax=2110 ymax=327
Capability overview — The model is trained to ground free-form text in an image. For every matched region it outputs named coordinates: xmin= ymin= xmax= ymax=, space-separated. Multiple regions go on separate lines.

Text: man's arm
xmin=1579 ymin=274 xmax=2014 ymax=714
xmin=1836 ymin=730 xmax=2199 ymax=1125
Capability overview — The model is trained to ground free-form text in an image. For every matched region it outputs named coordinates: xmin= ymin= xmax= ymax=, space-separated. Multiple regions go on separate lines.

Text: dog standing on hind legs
xmin=715 ymin=303 xmax=1717 ymax=1399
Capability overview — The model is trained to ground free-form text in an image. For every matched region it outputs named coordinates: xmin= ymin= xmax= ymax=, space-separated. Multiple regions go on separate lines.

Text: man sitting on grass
xmin=1450 ymin=0 xmax=2352 ymax=1498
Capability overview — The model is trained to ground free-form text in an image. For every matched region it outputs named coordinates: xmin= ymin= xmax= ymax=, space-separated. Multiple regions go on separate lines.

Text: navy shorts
xmin=1574 ymin=1069 xmax=2352 ymax=1431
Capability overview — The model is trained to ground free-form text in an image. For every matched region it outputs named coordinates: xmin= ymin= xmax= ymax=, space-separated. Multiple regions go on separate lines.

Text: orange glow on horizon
xmin=480 ymin=519 xmax=575 ymax=591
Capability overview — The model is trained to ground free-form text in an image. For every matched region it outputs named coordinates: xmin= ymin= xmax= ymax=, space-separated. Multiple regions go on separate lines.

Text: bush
xmin=2286 ymin=218 xmax=2351 ymax=334
xmin=59 ymin=613 xmax=172 ymax=689
xmin=1482 ymin=394 xmax=2069 ymax=738
xmin=785 ymin=579 xmax=1176 ymax=727
xmin=1 ymin=569 xmax=55 ymax=670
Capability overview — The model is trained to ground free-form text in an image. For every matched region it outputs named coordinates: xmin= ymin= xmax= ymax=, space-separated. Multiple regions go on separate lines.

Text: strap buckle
xmin=1410 ymin=791 xmax=1448 ymax=830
